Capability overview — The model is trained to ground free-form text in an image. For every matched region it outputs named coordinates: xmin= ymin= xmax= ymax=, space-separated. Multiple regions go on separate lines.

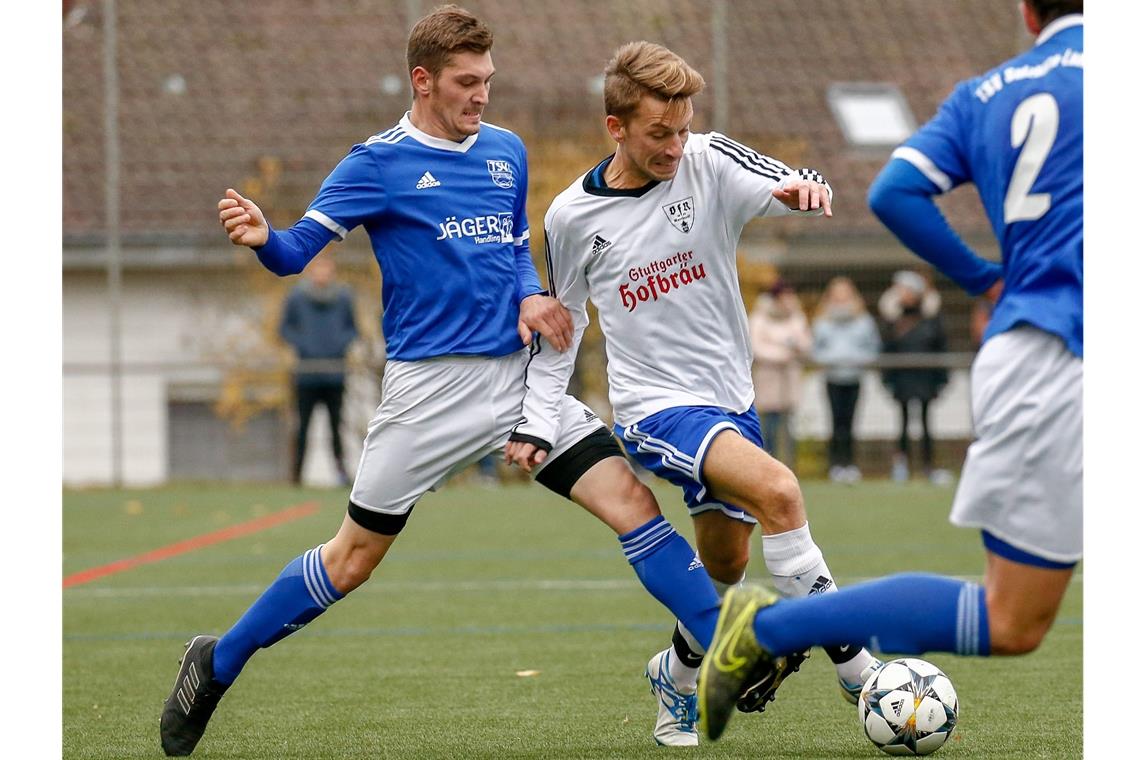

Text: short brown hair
xmin=1025 ymin=0 xmax=1082 ymax=26
xmin=603 ymin=41 xmax=705 ymax=120
xmin=406 ymin=5 xmax=493 ymax=78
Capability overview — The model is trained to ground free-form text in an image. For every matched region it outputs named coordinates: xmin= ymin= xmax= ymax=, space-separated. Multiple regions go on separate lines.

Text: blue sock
xmin=212 ymin=545 xmax=344 ymax=684
xmin=753 ymin=573 xmax=990 ymax=657
xmin=619 ymin=516 xmax=720 ymax=649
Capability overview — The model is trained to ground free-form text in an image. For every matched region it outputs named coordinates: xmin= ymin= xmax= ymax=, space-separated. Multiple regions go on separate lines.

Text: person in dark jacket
xmin=279 ymin=254 xmax=359 ymax=485
xmin=878 ymin=270 xmax=950 ymax=484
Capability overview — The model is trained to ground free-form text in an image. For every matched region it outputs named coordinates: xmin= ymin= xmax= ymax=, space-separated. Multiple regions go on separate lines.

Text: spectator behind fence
xmin=749 ymin=279 xmax=811 ymax=469
xmin=812 ymin=277 xmax=880 ymax=484
xmin=878 ymin=270 xmax=951 ymax=485
xmin=278 ymin=254 xmax=359 ymax=486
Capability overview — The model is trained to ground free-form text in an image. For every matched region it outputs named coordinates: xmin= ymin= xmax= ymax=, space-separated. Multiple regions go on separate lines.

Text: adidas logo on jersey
xmin=590 ymin=234 xmax=612 ymax=256
xmin=583 ymin=408 xmax=598 ymax=423
xmin=416 ymin=171 xmax=441 ymax=189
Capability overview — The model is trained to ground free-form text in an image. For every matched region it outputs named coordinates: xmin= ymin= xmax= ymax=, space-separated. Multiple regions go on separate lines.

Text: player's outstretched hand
xmin=772 ymin=179 xmax=832 ymax=217
xmin=218 ymin=188 xmax=269 ymax=247
xmin=518 ymin=294 xmax=573 ymax=352
xmin=504 ymin=440 xmax=547 ymax=473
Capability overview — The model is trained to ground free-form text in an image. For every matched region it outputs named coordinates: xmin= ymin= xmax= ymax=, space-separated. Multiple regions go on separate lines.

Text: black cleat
xmin=735 ymin=648 xmax=810 ymax=713
xmin=160 ymin=635 xmax=228 ymax=756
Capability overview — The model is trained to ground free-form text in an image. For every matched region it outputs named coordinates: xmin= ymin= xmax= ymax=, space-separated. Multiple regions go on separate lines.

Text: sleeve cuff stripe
xmin=303 ymin=209 xmax=348 ymax=240
xmin=513 ymin=229 xmax=531 ymax=246
xmin=891 ymin=147 xmax=953 ymax=193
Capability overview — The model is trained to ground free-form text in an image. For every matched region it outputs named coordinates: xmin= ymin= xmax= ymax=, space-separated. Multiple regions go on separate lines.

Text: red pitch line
xmin=63 ymin=501 xmax=320 ymax=589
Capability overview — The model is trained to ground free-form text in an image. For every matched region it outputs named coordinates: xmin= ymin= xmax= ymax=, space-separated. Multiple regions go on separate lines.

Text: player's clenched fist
xmin=217 ymin=188 xmax=269 ymax=247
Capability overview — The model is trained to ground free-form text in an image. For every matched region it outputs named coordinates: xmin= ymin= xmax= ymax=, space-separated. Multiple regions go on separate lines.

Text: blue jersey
xmin=300 ymin=113 xmax=540 ymax=361
xmin=892 ymin=15 xmax=1083 ymax=357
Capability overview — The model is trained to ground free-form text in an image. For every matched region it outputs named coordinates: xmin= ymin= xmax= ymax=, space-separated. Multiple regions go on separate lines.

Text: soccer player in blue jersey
xmin=699 ymin=0 xmax=1083 ymax=741
xmin=159 ymin=6 xmax=724 ymax=755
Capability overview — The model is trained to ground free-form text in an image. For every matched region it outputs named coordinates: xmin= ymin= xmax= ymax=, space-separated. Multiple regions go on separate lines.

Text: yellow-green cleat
xmin=698 ymin=584 xmax=783 ymax=741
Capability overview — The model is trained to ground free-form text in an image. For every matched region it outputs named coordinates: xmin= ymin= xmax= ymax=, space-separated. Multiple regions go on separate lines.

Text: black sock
xmin=824 ymin=643 xmax=861 ymax=665
xmin=671 ymin=623 xmax=704 ymax=668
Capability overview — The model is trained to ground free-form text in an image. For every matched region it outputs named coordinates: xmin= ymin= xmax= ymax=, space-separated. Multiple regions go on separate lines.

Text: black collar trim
xmin=582 ymin=155 xmax=661 ymax=198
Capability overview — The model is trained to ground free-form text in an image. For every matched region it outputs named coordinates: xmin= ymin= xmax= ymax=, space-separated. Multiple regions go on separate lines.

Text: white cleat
xmin=839 ymin=656 xmax=884 ymax=705
xmin=645 ymin=648 xmax=698 ymax=746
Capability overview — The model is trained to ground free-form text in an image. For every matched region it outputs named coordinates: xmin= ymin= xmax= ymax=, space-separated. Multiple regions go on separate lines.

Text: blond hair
xmin=603 ymin=41 xmax=705 ymax=120
xmin=406 ymin=5 xmax=493 ymax=78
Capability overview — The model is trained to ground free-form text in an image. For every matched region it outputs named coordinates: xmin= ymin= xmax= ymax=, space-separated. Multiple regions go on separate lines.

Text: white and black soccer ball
xmin=858 ymin=658 xmax=958 ymax=756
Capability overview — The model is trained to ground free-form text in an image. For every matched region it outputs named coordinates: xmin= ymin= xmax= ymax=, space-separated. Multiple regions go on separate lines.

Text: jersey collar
xmin=399 ymin=112 xmax=480 ymax=153
xmin=582 ymin=155 xmax=661 ymax=198
xmin=1036 ymin=13 xmax=1082 ymax=46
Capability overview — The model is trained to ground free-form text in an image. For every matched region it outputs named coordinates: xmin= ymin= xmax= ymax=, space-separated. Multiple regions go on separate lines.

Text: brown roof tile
xmin=64 ymin=0 xmax=1023 ymax=244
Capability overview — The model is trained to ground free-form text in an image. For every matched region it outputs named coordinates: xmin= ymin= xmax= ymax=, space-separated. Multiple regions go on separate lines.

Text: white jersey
xmin=515 ymin=131 xmax=832 ymax=444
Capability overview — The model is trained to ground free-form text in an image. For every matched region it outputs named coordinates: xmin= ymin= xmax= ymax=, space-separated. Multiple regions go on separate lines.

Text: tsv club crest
xmin=486 ymin=159 xmax=515 ymax=188
xmin=663 ymin=196 xmax=695 ymax=233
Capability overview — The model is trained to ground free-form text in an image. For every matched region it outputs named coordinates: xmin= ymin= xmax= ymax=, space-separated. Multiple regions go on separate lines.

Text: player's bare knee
xmin=322 ymin=540 xmax=386 ymax=594
xmin=326 ymin=548 xmax=381 ymax=594
xmin=620 ymin=476 xmax=660 ymax=523
xmin=704 ymin=552 xmax=749 ymax=586
xmin=750 ymin=465 xmax=804 ymax=529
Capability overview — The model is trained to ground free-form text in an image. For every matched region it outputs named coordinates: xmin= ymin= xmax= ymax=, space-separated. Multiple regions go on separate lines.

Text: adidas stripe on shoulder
xmin=365 ymin=125 xmax=408 ymax=146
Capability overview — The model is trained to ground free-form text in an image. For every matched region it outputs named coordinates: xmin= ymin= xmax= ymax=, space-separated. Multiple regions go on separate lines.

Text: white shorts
xmin=349 ymin=349 xmax=607 ymax=516
xmin=950 ymin=327 xmax=1083 ymax=563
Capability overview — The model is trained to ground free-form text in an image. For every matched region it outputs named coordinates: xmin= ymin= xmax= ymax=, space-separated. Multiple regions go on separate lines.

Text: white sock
xmin=762 ymin=523 xmax=828 ymax=598
xmin=835 ymin=647 xmax=879 ymax=685
xmin=667 ymin=648 xmax=700 ymax=692
xmin=762 ymin=522 xmax=876 ymax=681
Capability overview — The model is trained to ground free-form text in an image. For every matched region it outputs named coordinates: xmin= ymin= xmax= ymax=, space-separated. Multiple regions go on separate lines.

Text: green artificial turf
xmin=63 ymin=480 xmax=1082 ymax=758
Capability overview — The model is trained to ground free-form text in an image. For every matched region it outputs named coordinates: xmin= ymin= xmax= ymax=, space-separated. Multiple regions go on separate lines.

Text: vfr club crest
xmin=662 ymin=196 xmax=695 ymax=233
xmin=486 ymin=159 xmax=515 ymax=188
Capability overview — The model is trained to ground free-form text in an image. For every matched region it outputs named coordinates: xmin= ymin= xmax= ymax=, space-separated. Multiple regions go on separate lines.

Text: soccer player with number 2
xmin=700 ymin=0 xmax=1083 ymax=742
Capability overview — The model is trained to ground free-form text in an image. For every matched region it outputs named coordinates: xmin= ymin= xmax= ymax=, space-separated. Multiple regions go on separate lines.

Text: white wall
xmin=63 ymin=267 xmax=972 ymax=485
xmin=63 ymin=266 xmax=379 ymax=487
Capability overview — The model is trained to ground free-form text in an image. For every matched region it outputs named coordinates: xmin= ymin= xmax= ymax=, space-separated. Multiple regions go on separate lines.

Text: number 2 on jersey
xmin=1004 ymin=93 xmax=1059 ymax=224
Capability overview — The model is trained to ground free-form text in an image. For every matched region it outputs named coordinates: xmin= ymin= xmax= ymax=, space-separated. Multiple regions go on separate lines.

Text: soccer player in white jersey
xmin=159 ymin=8 xmax=726 ymax=755
xmin=699 ymin=0 xmax=1083 ymax=742
xmin=506 ymin=41 xmax=879 ymax=746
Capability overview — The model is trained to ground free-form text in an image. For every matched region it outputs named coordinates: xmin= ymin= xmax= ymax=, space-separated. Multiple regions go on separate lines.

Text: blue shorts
xmin=614 ymin=406 xmax=761 ymax=524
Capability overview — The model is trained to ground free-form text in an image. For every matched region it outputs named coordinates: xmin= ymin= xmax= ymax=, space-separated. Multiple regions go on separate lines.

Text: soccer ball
xmin=858 ymin=658 xmax=958 ymax=756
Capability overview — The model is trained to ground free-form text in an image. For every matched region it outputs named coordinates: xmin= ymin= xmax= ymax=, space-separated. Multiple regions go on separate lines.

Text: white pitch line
xmin=64 ymin=573 xmax=1082 ymax=598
